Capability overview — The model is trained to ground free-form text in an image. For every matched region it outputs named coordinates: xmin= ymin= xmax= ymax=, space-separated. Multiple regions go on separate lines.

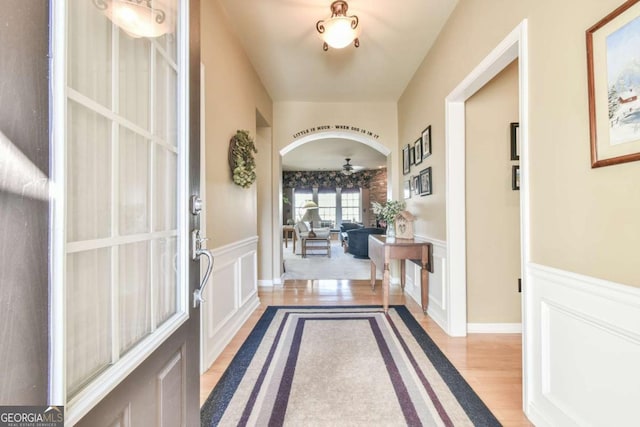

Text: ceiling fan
xmin=341 ymin=158 xmax=355 ymax=176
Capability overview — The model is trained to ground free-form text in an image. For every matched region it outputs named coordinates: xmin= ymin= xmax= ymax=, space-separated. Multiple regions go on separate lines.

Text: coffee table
xmin=301 ymin=236 xmax=331 ymax=258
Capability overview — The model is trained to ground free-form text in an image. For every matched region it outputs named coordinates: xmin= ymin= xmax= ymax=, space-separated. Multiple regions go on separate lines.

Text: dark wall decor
xmin=414 ymin=138 xmax=423 ymax=165
xmin=419 ymin=167 xmax=432 ymax=196
xmin=421 ymin=125 xmax=432 ymax=159
xmin=510 ymin=122 xmax=520 ymax=160
xmin=402 ymin=144 xmax=411 ymax=175
xmin=283 ymin=169 xmax=376 ymax=190
xmin=512 ymin=165 xmax=520 ymax=190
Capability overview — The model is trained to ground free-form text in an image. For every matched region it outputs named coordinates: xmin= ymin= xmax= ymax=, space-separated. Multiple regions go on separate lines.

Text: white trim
xmin=467 ymin=323 xmax=522 ymax=333
xmin=445 ymin=20 xmax=529 ymax=338
xmin=211 ymin=235 xmax=259 ymax=257
xmin=48 ymin=0 xmax=66 ymax=407
xmin=525 ymin=263 xmax=640 ymax=426
xmin=258 ymin=279 xmax=275 ymax=286
xmin=279 ymin=131 xmax=391 ymax=157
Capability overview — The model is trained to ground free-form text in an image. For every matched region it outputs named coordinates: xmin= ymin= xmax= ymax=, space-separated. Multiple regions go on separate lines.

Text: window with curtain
xmin=317 ymin=192 xmax=336 ymax=228
xmin=341 ymin=191 xmax=361 ymax=223
xmin=62 ymin=0 xmax=185 ymax=402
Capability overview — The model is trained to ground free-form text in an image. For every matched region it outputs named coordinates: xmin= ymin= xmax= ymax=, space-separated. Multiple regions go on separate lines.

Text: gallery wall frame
xmin=412 ymin=175 xmax=419 ymax=195
xmin=512 ymin=165 xmax=520 ymax=190
xmin=404 ymin=179 xmax=412 ymax=199
xmin=510 ymin=122 xmax=520 ymax=160
xmin=402 ymin=144 xmax=410 ymax=175
xmin=419 ymin=166 xmax=432 ymax=196
xmin=421 ymin=126 xmax=432 ymax=159
xmin=587 ymin=0 xmax=640 ymax=167
xmin=414 ymin=138 xmax=423 ymax=165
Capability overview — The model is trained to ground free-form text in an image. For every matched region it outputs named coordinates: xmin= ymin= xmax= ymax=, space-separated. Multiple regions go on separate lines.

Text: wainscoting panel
xmin=403 ymin=237 xmax=448 ymax=332
xmin=200 ymin=237 xmax=260 ymax=373
xmin=525 ymin=263 xmax=640 ymax=426
xmin=240 ymin=251 xmax=258 ymax=306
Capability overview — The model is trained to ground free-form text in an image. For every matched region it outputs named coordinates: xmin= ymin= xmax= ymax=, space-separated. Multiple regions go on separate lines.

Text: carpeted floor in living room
xmin=282 ymin=238 xmax=382 ymax=280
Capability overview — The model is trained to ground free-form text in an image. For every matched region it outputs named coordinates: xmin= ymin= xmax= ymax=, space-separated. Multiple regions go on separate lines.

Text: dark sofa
xmin=346 ymin=227 xmax=385 ymax=259
xmin=340 ymin=222 xmax=363 ymax=246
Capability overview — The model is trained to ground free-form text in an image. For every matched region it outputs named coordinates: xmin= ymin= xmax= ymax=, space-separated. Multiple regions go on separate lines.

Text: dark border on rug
xmin=201 ymin=305 xmax=500 ymax=427
xmin=393 ymin=305 xmax=501 ymax=426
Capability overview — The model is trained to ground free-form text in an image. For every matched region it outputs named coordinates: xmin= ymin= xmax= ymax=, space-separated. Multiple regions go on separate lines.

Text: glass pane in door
xmin=67 ymin=101 xmax=112 ymax=242
xmin=119 ymin=127 xmax=150 ymax=235
xmin=119 ymin=242 xmax=151 ymax=354
xmin=66 ymin=249 xmax=112 ymax=397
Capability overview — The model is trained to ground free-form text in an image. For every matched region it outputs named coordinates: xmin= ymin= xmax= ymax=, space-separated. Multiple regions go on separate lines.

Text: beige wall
xmin=273 ymin=102 xmax=400 ymax=196
xmin=201 ymin=0 xmax=273 ymax=248
xmin=466 ymin=61 xmax=521 ymax=323
xmin=399 ymin=0 xmax=640 ymax=289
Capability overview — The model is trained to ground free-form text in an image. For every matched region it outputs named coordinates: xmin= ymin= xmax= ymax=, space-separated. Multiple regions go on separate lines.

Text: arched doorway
xmin=273 ymin=131 xmax=392 ymax=281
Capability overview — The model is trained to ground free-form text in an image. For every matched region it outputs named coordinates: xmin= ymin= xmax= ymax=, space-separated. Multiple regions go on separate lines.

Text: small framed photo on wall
xmin=402 ymin=144 xmax=410 ymax=175
xmin=414 ymin=138 xmax=423 ymax=165
xmin=404 ymin=179 xmax=412 ymax=199
xmin=419 ymin=167 xmax=432 ymax=196
xmin=412 ymin=175 xmax=420 ymax=195
xmin=512 ymin=165 xmax=520 ymax=190
xmin=510 ymin=122 xmax=520 ymax=160
xmin=421 ymin=125 xmax=432 ymax=159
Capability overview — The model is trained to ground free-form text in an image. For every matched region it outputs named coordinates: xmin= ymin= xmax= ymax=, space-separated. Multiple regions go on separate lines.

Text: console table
xmin=302 ymin=237 xmax=331 ymax=258
xmin=368 ymin=235 xmax=433 ymax=313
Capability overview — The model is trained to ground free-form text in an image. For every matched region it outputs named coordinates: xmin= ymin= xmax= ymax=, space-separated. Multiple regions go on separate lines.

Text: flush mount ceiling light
xmin=93 ymin=0 xmax=173 ymax=38
xmin=316 ymin=1 xmax=360 ymax=51
xmin=341 ymin=158 xmax=354 ymax=176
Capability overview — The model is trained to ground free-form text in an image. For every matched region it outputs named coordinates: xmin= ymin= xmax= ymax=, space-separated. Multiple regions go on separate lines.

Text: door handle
xmin=192 ymin=229 xmax=214 ymax=308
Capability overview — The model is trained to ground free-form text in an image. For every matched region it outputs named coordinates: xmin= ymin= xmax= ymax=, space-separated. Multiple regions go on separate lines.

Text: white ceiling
xmin=217 ymin=0 xmax=458 ymax=169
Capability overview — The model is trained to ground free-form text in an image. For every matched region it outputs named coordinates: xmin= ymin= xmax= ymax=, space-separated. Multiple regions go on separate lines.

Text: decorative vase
xmin=386 ymin=220 xmax=396 ymax=238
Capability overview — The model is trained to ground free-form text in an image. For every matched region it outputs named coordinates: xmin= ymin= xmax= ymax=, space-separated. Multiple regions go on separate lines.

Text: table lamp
xmin=301 ymin=200 xmax=321 ymax=238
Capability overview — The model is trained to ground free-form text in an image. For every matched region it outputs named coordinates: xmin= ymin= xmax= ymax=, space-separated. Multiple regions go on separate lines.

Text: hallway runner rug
xmin=201 ymin=306 xmax=500 ymax=426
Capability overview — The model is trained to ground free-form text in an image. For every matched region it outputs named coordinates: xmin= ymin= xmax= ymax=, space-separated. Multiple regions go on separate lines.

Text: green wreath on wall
xmin=228 ymin=130 xmax=258 ymax=188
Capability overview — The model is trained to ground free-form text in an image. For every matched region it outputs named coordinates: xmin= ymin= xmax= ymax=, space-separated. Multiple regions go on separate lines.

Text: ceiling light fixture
xmin=341 ymin=158 xmax=354 ymax=176
xmin=316 ymin=1 xmax=360 ymax=51
xmin=93 ymin=0 xmax=173 ymax=38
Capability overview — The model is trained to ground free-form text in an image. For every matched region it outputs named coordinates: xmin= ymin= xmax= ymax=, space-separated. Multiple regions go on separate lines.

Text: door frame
xmin=444 ymin=17 xmax=530 ymax=403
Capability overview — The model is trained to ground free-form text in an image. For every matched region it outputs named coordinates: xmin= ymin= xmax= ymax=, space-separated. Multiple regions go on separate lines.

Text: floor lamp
xmin=301 ymin=200 xmax=321 ymax=238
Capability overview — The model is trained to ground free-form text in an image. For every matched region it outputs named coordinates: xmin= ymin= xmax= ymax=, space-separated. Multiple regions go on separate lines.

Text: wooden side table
xmin=301 ymin=237 xmax=331 ymax=258
xmin=368 ymin=235 xmax=433 ymax=313
xmin=283 ymin=225 xmax=295 ymax=251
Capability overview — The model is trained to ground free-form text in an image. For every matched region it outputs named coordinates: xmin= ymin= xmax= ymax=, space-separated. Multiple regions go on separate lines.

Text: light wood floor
xmin=200 ymin=280 xmax=533 ymax=426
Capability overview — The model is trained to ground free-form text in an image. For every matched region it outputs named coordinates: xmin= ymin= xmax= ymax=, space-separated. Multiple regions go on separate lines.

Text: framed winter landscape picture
xmin=587 ymin=0 xmax=640 ymax=167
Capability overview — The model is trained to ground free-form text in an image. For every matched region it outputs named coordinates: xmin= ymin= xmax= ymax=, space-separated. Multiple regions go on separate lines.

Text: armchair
xmin=346 ymin=227 xmax=385 ymax=259
xmin=293 ymin=221 xmax=330 ymax=255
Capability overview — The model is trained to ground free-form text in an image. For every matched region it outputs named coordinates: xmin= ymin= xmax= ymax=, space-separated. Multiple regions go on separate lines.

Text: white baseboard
xmin=525 ymin=263 xmax=640 ymax=426
xmin=200 ymin=294 xmax=259 ymax=373
xmin=467 ymin=323 xmax=522 ymax=333
xmin=258 ymin=279 xmax=273 ymax=286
